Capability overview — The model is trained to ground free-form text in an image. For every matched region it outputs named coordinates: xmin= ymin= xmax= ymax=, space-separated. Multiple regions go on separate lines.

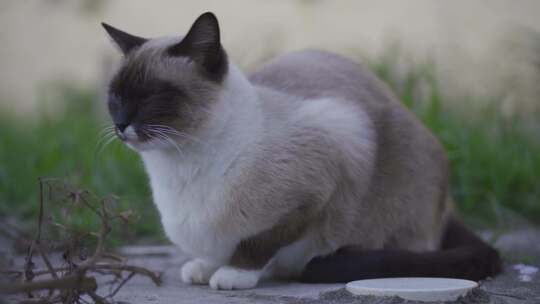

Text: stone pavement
xmin=2 ymin=229 xmax=539 ymax=304
xmin=112 ymin=229 xmax=540 ymax=304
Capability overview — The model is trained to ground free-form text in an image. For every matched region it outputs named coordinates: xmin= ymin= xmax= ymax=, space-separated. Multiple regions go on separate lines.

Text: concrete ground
xmin=2 ymin=228 xmax=539 ymax=304
xmin=111 ymin=229 xmax=540 ymax=304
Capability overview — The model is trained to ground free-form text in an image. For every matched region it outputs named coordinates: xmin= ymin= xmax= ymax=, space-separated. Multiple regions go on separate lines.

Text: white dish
xmin=346 ymin=277 xmax=478 ymax=302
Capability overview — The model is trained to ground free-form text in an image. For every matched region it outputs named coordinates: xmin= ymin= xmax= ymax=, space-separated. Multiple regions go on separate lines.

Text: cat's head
xmin=102 ymin=12 xmax=228 ymax=151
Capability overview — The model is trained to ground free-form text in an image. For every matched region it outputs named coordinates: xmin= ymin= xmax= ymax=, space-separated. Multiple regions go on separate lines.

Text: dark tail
xmin=300 ymin=217 xmax=502 ymax=283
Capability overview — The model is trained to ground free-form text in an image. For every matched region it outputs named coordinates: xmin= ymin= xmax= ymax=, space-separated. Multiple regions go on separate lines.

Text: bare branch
xmin=93 ymin=264 xmax=162 ymax=286
xmin=0 ymin=178 xmax=162 ymax=304
xmin=107 ymin=272 xmax=135 ymax=298
xmin=36 ymin=243 xmax=58 ymax=280
xmin=0 ymin=274 xmax=97 ymax=294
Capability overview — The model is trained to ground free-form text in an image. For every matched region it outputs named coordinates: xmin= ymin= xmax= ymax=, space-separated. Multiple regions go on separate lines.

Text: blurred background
xmin=0 ymin=0 xmax=539 ymax=243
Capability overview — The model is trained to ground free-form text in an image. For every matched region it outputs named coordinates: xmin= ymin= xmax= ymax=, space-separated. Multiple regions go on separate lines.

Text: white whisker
xmin=95 ymin=133 xmax=117 ymax=157
xmin=152 ymin=132 xmax=185 ymax=157
xmin=95 ymin=131 xmax=116 ymax=151
xmin=98 ymin=125 xmax=116 ymax=136
xmin=145 ymin=124 xmax=208 ymax=149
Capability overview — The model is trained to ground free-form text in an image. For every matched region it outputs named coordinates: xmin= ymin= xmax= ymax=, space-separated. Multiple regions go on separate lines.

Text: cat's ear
xmin=102 ymin=23 xmax=147 ymax=56
xmin=168 ymin=12 xmax=227 ymax=81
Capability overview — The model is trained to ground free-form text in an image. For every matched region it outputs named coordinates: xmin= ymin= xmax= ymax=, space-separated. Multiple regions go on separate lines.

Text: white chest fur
xmin=139 ymin=66 xmax=263 ymax=262
xmin=141 ymin=150 xmax=235 ymax=261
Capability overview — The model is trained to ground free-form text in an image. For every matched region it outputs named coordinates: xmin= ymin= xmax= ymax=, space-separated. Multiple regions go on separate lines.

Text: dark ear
xmin=168 ymin=12 xmax=228 ymax=81
xmin=102 ymin=23 xmax=147 ymax=55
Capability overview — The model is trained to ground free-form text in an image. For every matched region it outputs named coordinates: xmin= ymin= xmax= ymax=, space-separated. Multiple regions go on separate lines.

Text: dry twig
xmin=0 ymin=178 xmax=162 ymax=304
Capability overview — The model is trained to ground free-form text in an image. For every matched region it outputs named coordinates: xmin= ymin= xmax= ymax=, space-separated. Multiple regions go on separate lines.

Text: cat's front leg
xmin=208 ymin=245 xmax=269 ymax=290
xmin=208 ymin=242 xmax=272 ymax=290
xmin=181 ymin=258 xmax=220 ymax=285
xmin=209 ymin=266 xmax=262 ymax=290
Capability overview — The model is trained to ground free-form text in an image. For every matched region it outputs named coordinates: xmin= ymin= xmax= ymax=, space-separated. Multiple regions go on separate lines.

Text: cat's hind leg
xmin=209 ymin=223 xmax=326 ymax=289
xmin=209 ymin=225 xmax=300 ymax=290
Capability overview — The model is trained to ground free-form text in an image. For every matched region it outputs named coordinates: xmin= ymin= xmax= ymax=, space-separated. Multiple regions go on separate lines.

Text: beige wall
xmin=1 ymin=0 xmax=539 ymax=115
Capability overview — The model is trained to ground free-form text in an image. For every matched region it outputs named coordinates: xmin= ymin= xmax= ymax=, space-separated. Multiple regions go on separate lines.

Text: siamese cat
xmin=102 ymin=12 xmax=501 ymax=290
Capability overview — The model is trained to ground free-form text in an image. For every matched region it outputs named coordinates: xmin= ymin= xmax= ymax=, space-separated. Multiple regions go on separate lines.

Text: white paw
xmin=209 ymin=266 xmax=260 ymax=290
xmin=181 ymin=259 xmax=218 ymax=285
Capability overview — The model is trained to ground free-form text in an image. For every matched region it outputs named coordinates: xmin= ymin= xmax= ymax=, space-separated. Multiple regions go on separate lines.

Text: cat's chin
xmin=123 ymin=139 xmax=160 ymax=152
xmin=123 ymin=138 xmax=178 ymax=153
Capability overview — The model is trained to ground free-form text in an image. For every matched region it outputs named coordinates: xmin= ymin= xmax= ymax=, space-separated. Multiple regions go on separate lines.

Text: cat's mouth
xmin=115 ymin=124 xmax=181 ymax=152
xmin=115 ymin=125 xmax=139 ymax=142
xmin=114 ymin=125 xmax=151 ymax=151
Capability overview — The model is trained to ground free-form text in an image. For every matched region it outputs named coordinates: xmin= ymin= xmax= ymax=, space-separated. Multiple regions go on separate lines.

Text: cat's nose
xmin=116 ymin=123 xmax=128 ymax=132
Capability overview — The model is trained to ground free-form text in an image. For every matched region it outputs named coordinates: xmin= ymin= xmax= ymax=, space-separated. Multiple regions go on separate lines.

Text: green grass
xmin=0 ymin=59 xmax=539 ymax=245
xmin=0 ymin=87 xmax=163 ymax=243
xmin=370 ymin=52 xmax=540 ymax=226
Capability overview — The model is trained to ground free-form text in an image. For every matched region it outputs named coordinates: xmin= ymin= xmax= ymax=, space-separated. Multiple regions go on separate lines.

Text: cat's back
xmin=249 ymin=50 xmax=450 ymax=249
xmin=249 ymin=49 xmax=445 ymax=164
xmin=249 ymin=49 xmax=396 ymax=112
